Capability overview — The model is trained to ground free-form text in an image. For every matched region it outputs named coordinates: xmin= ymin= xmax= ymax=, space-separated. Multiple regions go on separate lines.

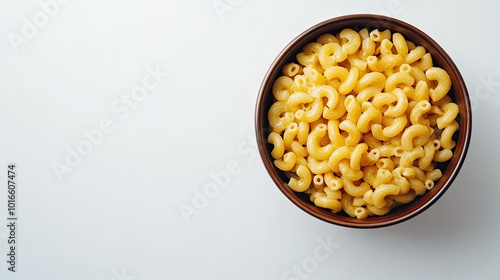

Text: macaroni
xmin=307 ymin=124 xmax=334 ymax=160
xmin=392 ymin=33 xmax=408 ymax=58
xmin=267 ymin=28 xmax=460 ymax=219
xmin=439 ymin=121 xmax=459 ymax=149
xmin=405 ymin=46 xmax=426 ymax=64
xmin=382 ymin=115 xmax=408 ymax=138
xmin=288 ymin=165 xmax=311 ymax=192
xmin=274 ymin=152 xmax=296 ymax=171
xmin=359 ymin=37 xmax=376 ymax=59
xmin=308 ymin=156 xmax=331 ymax=174
xmin=357 ymin=102 xmax=383 ymax=133
xmin=282 ymin=63 xmax=301 ymax=77
xmin=436 ymin=103 xmax=459 ymax=129
xmin=339 ymin=159 xmax=364 ymax=181
xmin=328 ymin=146 xmax=352 ymax=173
xmin=268 ymin=101 xmax=294 ymax=133
xmin=283 ymin=122 xmax=299 ymax=149
xmin=339 ymin=68 xmax=360 ymax=94
xmin=342 ymin=176 xmax=370 ymax=197
xmin=385 ymin=88 xmax=408 ymax=117
xmin=340 ymin=28 xmax=362 ymax=55
xmin=426 ymin=67 xmax=452 ymax=102
xmin=339 ymin=119 xmax=362 ymax=146
xmin=350 ymin=143 xmax=368 ymax=170
xmin=272 ymin=76 xmax=293 ymax=101
xmin=372 ymin=184 xmax=400 ymax=208
xmin=327 ymin=120 xmax=346 ymax=147
xmin=286 ymin=92 xmax=313 ymax=112
xmin=290 ymin=140 xmax=308 ymax=158
xmin=268 ymin=132 xmax=284 ymax=159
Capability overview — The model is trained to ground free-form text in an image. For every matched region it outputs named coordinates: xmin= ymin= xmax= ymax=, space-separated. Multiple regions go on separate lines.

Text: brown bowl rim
xmin=255 ymin=14 xmax=472 ymax=228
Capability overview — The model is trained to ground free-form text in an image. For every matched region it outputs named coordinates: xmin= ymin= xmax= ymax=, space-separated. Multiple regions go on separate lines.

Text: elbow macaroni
xmin=267 ymin=28 xmax=460 ymax=219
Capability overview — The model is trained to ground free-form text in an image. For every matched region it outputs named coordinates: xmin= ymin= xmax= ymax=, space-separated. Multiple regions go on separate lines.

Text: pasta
xmin=267 ymin=28 xmax=459 ymax=219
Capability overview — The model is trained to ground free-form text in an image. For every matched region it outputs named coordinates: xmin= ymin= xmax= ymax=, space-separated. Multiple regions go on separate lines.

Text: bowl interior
xmin=255 ymin=14 xmax=472 ymax=228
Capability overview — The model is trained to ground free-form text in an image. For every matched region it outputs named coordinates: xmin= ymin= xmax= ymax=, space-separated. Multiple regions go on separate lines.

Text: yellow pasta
xmin=295 ymin=99 xmax=323 ymax=123
xmin=338 ymin=68 xmax=360 ymax=94
xmin=382 ymin=115 xmax=408 ymax=138
xmin=418 ymin=138 xmax=436 ymax=170
xmin=323 ymin=95 xmax=346 ymax=120
xmin=327 ymin=119 xmax=345 ymax=147
xmin=439 ymin=121 xmax=459 ymax=149
xmin=342 ymin=176 xmax=370 ymax=197
xmin=274 ymin=152 xmax=297 ymax=171
xmin=371 ymin=124 xmax=390 ymax=141
xmin=310 ymin=85 xmax=339 ymax=109
xmin=412 ymin=53 xmax=433 ymax=71
xmin=410 ymin=100 xmax=431 ymax=125
xmin=282 ymin=63 xmax=302 ymax=77
xmin=370 ymin=29 xmax=391 ymax=42
xmin=357 ymin=102 xmax=383 ymax=134
xmin=385 ymin=72 xmax=414 ymax=93
xmin=314 ymin=196 xmax=342 ymax=212
xmin=376 ymin=158 xmax=395 ymax=171
xmin=405 ymin=46 xmax=426 ymax=64
xmin=308 ymin=156 xmax=331 ymax=174
xmin=401 ymin=124 xmax=430 ymax=150
xmin=286 ymin=91 xmax=313 ymax=112
xmin=319 ymin=43 xmax=339 ymax=69
xmin=272 ymin=76 xmax=293 ymax=101
xmin=290 ymin=140 xmax=308 ymax=158
xmin=288 ymin=165 xmax=311 ymax=192
xmin=359 ymin=37 xmax=376 ymax=59
xmin=340 ymin=28 xmax=362 ymax=55
xmin=436 ymin=103 xmax=459 ymax=129
xmin=392 ymin=33 xmax=409 ymax=58
xmin=328 ymin=146 xmax=352 ymax=172
xmin=339 ymin=119 xmax=362 ymax=146
xmin=316 ymin=33 xmax=339 ymax=45
xmin=306 ymin=124 xmax=334 ymax=160
xmin=353 ymin=72 xmax=386 ymax=93
xmin=268 ymin=132 xmax=285 ymax=159
xmin=354 ymin=206 xmax=369 ymax=219
xmin=267 ymin=28 xmax=460 ymax=219
xmin=344 ymin=95 xmax=362 ymax=123
xmin=338 ymin=159 xmax=364 ymax=181
xmin=324 ymin=171 xmax=343 ymax=190
xmin=385 ymin=88 xmax=408 ymax=117
xmin=372 ymin=92 xmax=397 ymax=112
xmin=426 ymin=67 xmax=452 ymax=102
xmin=296 ymin=42 xmax=322 ymax=67
xmin=373 ymin=184 xmax=400 ymax=208
xmin=372 ymin=168 xmax=393 ymax=188
xmin=350 ymin=143 xmax=368 ymax=170
xmin=283 ymin=122 xmax=299 ymax=149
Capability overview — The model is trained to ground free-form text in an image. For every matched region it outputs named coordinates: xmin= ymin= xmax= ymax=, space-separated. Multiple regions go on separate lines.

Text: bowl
xmin=255 ymin=14 xmax=472 ymax=228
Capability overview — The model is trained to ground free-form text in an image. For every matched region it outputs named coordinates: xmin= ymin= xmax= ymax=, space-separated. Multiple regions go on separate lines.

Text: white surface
xmin=0 ymin=0 xmax=499 ymax=279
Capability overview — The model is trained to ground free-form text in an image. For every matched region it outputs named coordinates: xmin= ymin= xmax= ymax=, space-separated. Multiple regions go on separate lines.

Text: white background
xmin=0 ymin=0 xmax=499 ymax=279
